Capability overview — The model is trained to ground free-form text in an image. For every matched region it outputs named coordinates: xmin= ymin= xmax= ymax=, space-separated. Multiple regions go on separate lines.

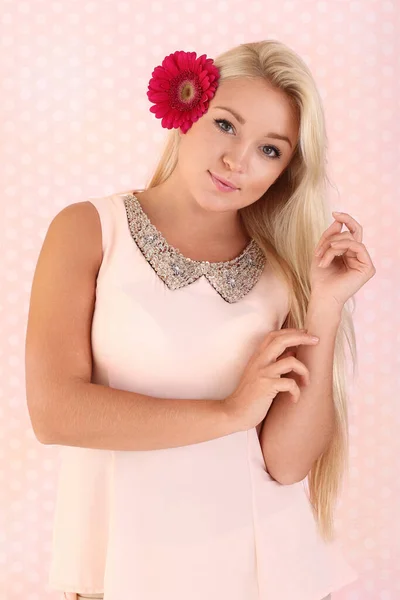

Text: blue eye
xmin=213 ymin=118 xmax=282 ymax=160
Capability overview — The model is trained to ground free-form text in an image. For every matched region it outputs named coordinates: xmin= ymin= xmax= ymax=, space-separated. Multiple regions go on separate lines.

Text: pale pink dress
xmin=48 ymin=191 xmax=358 ymax=600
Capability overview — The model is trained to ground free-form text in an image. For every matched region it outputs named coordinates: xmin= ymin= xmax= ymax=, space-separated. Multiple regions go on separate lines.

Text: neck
xmin=135 ymin=169 xmax=250 ymax=252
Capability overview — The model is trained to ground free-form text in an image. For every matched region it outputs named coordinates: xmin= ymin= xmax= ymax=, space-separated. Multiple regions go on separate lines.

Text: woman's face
xmin=177 ymin=77 xmax=300 ymax=213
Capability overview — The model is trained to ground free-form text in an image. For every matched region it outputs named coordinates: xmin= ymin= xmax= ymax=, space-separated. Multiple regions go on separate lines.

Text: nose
xmin=222 ymin=144 xmax=250 ymax=173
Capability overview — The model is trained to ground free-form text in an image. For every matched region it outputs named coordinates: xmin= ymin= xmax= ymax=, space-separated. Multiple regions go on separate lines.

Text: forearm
xmin=260 ymin=298 xmax=342 ymax=484
xmin=39 ymin=381 xmax=238 ymax=451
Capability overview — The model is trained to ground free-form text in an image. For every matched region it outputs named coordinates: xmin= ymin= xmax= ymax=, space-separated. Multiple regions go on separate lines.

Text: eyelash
xmin=213 ymin=118 xmax=282 ymax=160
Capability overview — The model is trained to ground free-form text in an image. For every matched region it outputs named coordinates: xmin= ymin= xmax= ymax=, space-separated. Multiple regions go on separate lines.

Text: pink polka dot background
xmin=0 ymin=0 xmax=399 ymax=598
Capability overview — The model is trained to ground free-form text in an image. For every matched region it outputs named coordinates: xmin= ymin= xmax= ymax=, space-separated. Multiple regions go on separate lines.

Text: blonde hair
xmin=123 ymin=40 xmax=358 ymax=542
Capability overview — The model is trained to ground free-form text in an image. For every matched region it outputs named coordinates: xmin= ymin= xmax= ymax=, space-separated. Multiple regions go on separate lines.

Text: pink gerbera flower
xmin=147 ymin=50 xmax=220 ymax=134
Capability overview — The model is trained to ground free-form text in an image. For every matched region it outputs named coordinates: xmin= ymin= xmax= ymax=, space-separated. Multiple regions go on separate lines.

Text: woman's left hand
xmin=310 ymin=211 xmax=376 ymax=308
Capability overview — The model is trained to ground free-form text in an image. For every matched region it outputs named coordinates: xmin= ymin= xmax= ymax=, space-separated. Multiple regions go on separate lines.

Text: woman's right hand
xmin=222 ymin=328 xmax=320 ymax=432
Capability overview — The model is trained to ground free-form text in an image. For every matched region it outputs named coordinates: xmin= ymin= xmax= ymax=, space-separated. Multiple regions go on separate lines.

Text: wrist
xmin=307 ymin=296 xmax=343 ymax=322
xmin=219 ymin=396 xmax=246 ymax=433
xmin=304 ymin=298 xmax=343 ymax=338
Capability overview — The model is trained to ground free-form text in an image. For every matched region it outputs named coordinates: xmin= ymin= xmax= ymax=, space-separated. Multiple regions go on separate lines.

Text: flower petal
xmin=147 ymin=50 xmax=219 ymax=130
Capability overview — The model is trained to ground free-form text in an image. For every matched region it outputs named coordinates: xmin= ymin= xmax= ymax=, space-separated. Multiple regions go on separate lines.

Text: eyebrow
xmin=213 ymin=105 xmax=293 ymax=149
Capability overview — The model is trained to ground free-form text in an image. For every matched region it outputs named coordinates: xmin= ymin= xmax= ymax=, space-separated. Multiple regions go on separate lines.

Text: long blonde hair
xmin=122 ymin=40 xmax=358 ymax=542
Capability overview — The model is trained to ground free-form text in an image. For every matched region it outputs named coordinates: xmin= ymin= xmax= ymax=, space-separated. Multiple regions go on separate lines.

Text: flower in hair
xmin=147 ymin=50 xmax=220 ymax=134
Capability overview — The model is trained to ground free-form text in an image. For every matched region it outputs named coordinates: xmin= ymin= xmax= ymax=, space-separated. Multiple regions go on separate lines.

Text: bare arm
xmin=25 ymin=201 xmax=239 ymax=451
xmin=42 ymin=381 xmax=236 ymax=450
xmin=259 ymin=298 xmax=339 ymax=483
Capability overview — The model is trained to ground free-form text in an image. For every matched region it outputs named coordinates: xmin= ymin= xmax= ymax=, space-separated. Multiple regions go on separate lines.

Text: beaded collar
xmin=122 ymin=191 xmax=266 ymax=304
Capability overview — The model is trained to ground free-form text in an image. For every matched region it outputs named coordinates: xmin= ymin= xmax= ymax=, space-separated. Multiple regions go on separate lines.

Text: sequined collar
xmin=122 ymin=192 xmax=266 ymax=303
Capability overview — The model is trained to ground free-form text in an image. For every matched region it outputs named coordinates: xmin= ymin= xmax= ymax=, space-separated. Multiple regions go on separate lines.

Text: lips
xmin=209 ymin=171 xmax=239 ymax=190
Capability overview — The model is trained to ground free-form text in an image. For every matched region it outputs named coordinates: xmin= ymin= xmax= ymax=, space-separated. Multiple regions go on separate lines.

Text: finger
xmin=266 ymin=330 xmax=317 ymax=344
xmin=274 ymin=356 xmax=310 ymax=384
xmin=318 ymin=240 xmax=374 ymax=271
xmin=266 ymin=328 xmax=308 ymax=341
xmin=267 ymin=327 xmax=307 ymax=336
xmin=269 ymin=332 xmax=319 ymax=360
xmin=258 ymin=332 xmax=318 ymax=362
xmin=315 ymin=213 xmax=363 ymax=256
xmin=314 ymin=220 xmax=343 ymax=255
xmin=275 ymin=378 xmax=301 ymax=403
xmin=318 ymin=239 xmax=356 ymax=268
xmin=331 ymin=212 xmax=363 ymax=243
xmin=277 ymin=348 xmax=297 ymax=359
xmin=259 ymin=329 xmax=308 ymax=352
xmin=315 ymin=231 xmax=354 ymax=258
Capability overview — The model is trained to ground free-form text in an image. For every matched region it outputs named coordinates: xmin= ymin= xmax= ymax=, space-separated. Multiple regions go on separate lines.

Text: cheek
xmin=178 ymin=142 xmax=209 ymax=182
xmin=250 ymin=168 xmax=274 ymax=186
xmin=247 ymin=173 xmax=278 ymax=197
xmin=182 ymin=129 xmax=214 ymax=160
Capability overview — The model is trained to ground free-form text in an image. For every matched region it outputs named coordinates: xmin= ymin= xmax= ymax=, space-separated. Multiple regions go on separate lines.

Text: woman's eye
xmin=213 ymin=118 xmax=282 ymax=160
xmin=262 ymin=145 xmax=282 ymax=159
xmin=214 ymin=118 xmax=234 ymax=134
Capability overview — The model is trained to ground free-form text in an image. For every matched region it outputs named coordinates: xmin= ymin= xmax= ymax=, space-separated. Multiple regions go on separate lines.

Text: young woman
xmin=25 ymin=40 xmax=375 ymax=600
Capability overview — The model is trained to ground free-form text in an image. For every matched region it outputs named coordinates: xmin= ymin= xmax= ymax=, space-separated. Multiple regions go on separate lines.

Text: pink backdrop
xmin=1 ymin=0 xmax=398 ymax=598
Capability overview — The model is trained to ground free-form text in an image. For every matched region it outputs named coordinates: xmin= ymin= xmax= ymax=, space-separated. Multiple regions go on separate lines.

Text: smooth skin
xmin=225 ymin=328 xmax=320 ymax=433
xmin=132 ymin=76 xmax=299 ymax=263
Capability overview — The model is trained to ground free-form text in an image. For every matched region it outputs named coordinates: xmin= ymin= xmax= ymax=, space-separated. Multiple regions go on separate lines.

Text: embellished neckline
xmin=129 ymin=190 xmax=255 ymax=266
xmin=122 ymin=191 xmax=267 ymax=303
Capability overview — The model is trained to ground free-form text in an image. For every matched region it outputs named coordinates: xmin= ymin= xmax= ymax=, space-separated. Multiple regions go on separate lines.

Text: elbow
xmin=262 ymin=441 xmax=332 ymax=485
xmin=264 ymin=458 xmax=310 ymax=485
xmin=35 ymin=433 xmax=53 ymax=445
xmin=273 ymin=471 xmax=309 ymax=485
xmin=26 ymin=393 xmax=55 ymax=445
xmin=35 ymin=426 xmax=56 ymax=445
xmin=30 ymin=418 xmax=54 ymax=446
xmin=29 ymin=416 xmax=53 ymax=445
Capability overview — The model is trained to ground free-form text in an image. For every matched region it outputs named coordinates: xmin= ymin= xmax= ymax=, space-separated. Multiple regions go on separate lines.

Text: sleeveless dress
xmin=48 ymin=191 xmax=358 ymax=600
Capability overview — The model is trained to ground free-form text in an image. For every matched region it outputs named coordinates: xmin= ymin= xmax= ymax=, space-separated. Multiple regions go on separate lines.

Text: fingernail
xmin=333 ymin=211 xmax=342 ymax=215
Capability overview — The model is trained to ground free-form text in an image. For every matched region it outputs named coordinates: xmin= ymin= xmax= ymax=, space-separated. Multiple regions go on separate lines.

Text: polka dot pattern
xmin=1 ymin=0 xmax=399 ymax=598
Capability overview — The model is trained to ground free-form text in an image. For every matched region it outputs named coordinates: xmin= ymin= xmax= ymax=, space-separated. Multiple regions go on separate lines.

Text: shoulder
xmin=50 ymin=199 xmax=102 ymax=237
xmin=47 ymin=200 xmax=103 ymax=274
xmin=51 ymin=198 xmax=101 ymax=224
